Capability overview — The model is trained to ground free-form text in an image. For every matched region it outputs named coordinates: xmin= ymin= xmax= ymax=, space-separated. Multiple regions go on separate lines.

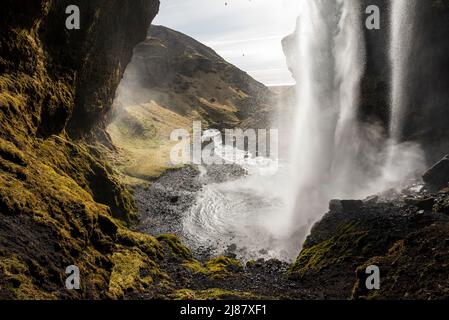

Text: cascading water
xmin=390 ymin=0 xmax=417 ymax=142
xmin=286 ymin=0 xmax=367 ymax=229
xmin=182 ymin=0 xmax=369 ymax=261
xmin=179 ymin=0 xmax=426 ymax=262
xmin=283 ymin=0 xmax=424 ymax=239
xmin=380 ymin=0 xmax=425 ymax=188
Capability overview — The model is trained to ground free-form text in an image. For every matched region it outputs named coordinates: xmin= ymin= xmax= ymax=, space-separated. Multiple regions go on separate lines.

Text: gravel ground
xmin=133 ymin=164 xmax=247 ymax=260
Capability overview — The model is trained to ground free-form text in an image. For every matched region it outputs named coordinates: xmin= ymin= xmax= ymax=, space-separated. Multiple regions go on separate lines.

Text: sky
xmin=153 ymin=0 xmax=301 ymax=86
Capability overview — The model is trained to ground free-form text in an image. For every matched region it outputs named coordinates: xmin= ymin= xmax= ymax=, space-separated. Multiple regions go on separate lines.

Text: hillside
xmin=107 ymin=25 xmax=276 ymax=179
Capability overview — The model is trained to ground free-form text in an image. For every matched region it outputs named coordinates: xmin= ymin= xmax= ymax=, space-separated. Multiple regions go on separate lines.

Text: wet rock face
xmin=1 ymin=0 xmax=160 ymax=137
xmin=0 ymin=1 xmax=161 ymax=299
xmin=358 ymin=0 xmax=390 ymax=128
xmin=329 ymin=200 xmax=364 ymax=214
xmin=423 ymin=155 xmax=449 ymax=191
xmin=290 ymin=173 xmax=449 ymax=299
xmin=401 ymin=2 xmax=449 ymax=162
xmin=282 ymin=1 xmax=449 ymax=163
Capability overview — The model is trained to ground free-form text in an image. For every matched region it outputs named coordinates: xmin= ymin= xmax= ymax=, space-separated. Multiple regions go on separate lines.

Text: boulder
xmin=423 ymin=155 xmax=449 ymax=190
xmin=404 ymin=197 xmax=435 ymax=211
xmin=329 ymin=199 xmax=364 ymax=213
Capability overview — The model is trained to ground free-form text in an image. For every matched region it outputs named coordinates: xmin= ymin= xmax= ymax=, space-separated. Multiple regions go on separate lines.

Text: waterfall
xmin=379 ymin=0 xmax=425 ymax=189
xmin=175 ymin=0 xmax=426 ymax=261
xmin=287 ymin=0 xmax=366 ymax=229
xmin=283 ymin=0 xmax=426 ymax=235
xmin=390 ymin=0 xmax=417 ymax=142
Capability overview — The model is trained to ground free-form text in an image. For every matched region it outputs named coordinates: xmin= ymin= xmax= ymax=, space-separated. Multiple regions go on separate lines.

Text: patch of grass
xmin=183 ymin=256 xmax=243 ymax=280
xmin=107 ymin=102 xmax=192 ymax=180
xmin=108 ymin=249 xmax=160 ymax=298
xmin=118 ymin=228 xmax=164 ymax=260
xmin=170 ymin=288 xmax=261 ymax=300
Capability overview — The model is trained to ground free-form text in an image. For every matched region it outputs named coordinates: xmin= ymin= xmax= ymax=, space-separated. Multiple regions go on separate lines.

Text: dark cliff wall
xmin=401 ymin=1 xmax=449 ymax=162
xmin=283 ymin=0 xmax=449 ymax=164
xmin=0 ymin=1 xmax=161 ymax=299
xmin=359 ymin=0 xmax=390 ymax=129
xmin=1 ymin=0 xmax=160 ymax=137
xmin=359 ymin=0 xmax=449 ymax=163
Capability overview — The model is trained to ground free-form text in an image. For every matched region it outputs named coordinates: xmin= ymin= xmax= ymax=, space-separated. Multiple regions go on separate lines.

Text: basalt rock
xmin=329 ymin=200 xmax=364 ymax=214
xmin=423 ymin=155 xmax=449 ymax=191
xmin=290 ymin=187 xmax=449 ymax=299
xmin=0 ymin=0 xmax=162 ymax=299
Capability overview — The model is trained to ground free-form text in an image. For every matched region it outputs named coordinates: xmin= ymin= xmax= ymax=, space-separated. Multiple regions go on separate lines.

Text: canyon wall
xmin=283 ymin=0 xmax=449 ymax=164
xmin=400 ymin=0 xmax=449 ymax=162
xmin=0 ymin=0 xmax=163 ymax=299
xmin=1 ymin=0 xmax=160 ymax=137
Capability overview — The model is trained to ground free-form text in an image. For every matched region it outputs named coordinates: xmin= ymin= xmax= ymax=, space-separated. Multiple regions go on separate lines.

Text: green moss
xmin=289 ymin=223 xmax=369 ymax=279
xmin=183 ymin=260 xmax=207 ymax=273
xmin=170 ymin=288 xmax=261 ymax=300
xmin=183 ymin=256 xmax=243 ymax=280
xmin=352 ymin=223 xmax=449 ymax=300
xmin=0 ymin=138 xmax=27 ymax=166
xmin=205 ymin=256 xmax=243 ymax=273
xmin=0 ymin=255 xmax=56 ymax=300
xmin=157 ymin=234 xmax=193 ymax=260
xmin=118 ymin=229 xmax=164 ymax=260
xmin=0 ymin=0 xmax=166 ymax=300
xmin=108 ymin=249 xmax=158 ymax=298
xmin=351 ymin=241 xmax=407 ymax=300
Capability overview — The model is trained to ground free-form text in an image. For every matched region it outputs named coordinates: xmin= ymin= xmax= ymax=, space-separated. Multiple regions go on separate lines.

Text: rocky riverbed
xmin=133 ymin=164 xmax=248 ymax=261
xmin=131 ymin=164 xmax=320 ymax=299
xmin=131 ymin=155 xmax=449 ymax=299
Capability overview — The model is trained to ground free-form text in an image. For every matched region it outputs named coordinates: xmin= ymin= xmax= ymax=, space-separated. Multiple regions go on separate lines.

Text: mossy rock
xmin=184 ymin=256 xmax=243 ymax=280
xmin=352 ymin=223 xmax=449 ymax=300
xmin=156 ymin=234 xmax=193 ymax=260
xmin=108 ymin=248 xmax=168 ymax=298
xmin=170 ymin=288 xmax=260 ymax=300
xmin=0 ymin=255 xmax=56 ymax=300
xmin=118 ymin=229 xmax=164 ymax=260
xmin=289 ymin=223 xmax=368 ymax=279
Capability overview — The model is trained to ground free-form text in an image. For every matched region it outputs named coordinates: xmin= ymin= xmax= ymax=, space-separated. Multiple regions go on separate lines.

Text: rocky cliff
xmin=289 ymin=184 xmax=449 ymax=299
xmin=282 ymin=1 xmax=449 ymax=299
xmin=111 ymin=25 xmax=274 ymax=129
xmin=400 ymin=0 xmax=449 ymax=162
xmin=0 ymin=0 xmax=162 ymax=299
xmin=107 ymin=25 xmax=275 ymax=179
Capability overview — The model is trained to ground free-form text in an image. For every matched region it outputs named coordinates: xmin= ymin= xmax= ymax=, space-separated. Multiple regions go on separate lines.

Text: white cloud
xmin=153 ymin=0 xmax=300 ymax=86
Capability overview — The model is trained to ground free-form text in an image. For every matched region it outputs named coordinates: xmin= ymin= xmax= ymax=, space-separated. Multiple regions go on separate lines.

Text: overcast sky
xmin=153 ymin=0 xmax=300 ymax=86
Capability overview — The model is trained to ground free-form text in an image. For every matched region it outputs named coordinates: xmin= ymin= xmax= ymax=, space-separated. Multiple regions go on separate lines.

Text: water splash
xmin=380 ymin=0 xmax=425 ymax=190
xmin=285 ymin=0 xmax=425 ymax=236
xmin=286 ymin=0 xmax=366 ymax=229
xmin=180 ymin=0 xmax=426 ymax=262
